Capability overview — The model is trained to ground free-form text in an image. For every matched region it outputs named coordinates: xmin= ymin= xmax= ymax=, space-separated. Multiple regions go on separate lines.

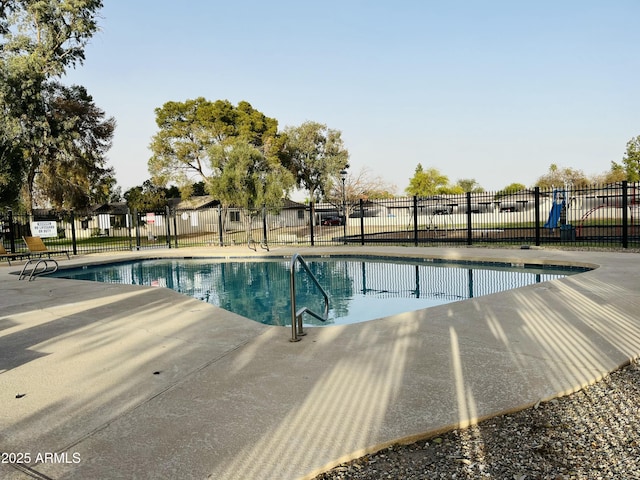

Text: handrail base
xmin=291 ymin=313 xmax=308 ymax=341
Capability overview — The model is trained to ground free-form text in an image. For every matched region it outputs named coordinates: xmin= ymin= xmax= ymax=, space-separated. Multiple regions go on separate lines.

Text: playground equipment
xmin=544 ymin=189 xmax=566 ymax=229
xmin=575 ymin=204 xmax=632 ymax=238
xmin=575 ymin=184 xmax=638 ymax=238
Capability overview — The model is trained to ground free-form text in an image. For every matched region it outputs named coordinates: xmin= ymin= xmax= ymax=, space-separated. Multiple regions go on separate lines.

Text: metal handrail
xmin=289 ymin=253 xmax=329 ymax=342
xmin=18 ymin=258 xmax=59 ymax=281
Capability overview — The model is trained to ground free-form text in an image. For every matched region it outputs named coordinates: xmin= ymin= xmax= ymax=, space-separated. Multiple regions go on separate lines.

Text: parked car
xmin=321 ymin=216 xmax=343 ymax=226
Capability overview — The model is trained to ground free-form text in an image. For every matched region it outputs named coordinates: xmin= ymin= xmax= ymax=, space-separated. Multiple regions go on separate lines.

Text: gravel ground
xmin=314 ymin=358 xmax=640 ymax=480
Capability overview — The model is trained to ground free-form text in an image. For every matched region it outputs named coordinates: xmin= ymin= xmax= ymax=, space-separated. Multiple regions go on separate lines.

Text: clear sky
xmin=62 ymin=0 xmax=640 ymax=195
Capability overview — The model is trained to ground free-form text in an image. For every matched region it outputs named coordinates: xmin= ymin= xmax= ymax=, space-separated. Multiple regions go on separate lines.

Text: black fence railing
xmin=1 ymin=182 xmax=639 ymax=258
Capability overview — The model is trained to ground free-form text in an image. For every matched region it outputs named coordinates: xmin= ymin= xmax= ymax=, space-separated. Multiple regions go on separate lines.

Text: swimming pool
xmin=51 ymin=256 xmax=588 ymax=326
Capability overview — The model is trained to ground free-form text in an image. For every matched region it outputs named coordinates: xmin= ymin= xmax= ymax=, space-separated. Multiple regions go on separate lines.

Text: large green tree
xmin=124 ymin=180 xmax=179 ymax=213
xmin=0 ymin=130 xmax=24 ymax=208
xmin=282 ymin=121 xmax=349 ymax=202
xmin=148 ymin=98 xmax=282 ymax=192
xmin=208 ymin=139 xmax=294 ymax=210
xmin=405 ymin=164 xmax=450 ymax=196
xmin=535 ymin=164 xmax=590 ymax=189
xmin=496 ymin=183 xmax=527 ymax=197
xmin=455 ymin=178 xmax=484 ymax=193
xmin=611 ymin=135 xmax=640 ymax=182
xmin=207 ymin=139 xmax=294 ymax=238
xmin=35 ymin=84 xmax=116 ymax=209
xmin=1 ymin=0 xmax=102 ymax=77
xmin=598 ymin=163 xmax=627 ymax=185
xmin=0 ymin=0 xmax=105 ymax=211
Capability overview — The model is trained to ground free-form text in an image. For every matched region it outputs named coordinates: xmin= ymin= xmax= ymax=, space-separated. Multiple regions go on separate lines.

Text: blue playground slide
xmin=544 ymin=189 xmax=565 ymax=229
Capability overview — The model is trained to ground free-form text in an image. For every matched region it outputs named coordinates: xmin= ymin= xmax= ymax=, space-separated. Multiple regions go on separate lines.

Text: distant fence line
xmin=2 ymin=182 xmax=639 ymax=257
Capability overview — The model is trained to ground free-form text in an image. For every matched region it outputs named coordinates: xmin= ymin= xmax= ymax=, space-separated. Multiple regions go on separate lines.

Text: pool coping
xmin=1 ymin=245 xmax=639 ymax=479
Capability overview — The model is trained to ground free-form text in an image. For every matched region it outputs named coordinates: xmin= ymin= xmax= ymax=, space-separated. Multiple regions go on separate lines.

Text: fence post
xmin=534 ymin=187 xmax=541 ymax=246
xmin=165 ymin=206 xmax=172 ymax=248
xmin=413 ymin=196 xmax=418 ymax=246
xmin=70 ymin=210 xmax=78 ymax=255
xmin=309 ymin=201 xmax=315 ymax=246
xmin=218 ymin=204 xmax=223 ymax=246
xmin=8 ymin=209 xmax=16 ymax=253
xmin=359 ymin=198 xmax=365 ymax=245
xmin=622 ymin=180 xmax=628 ymax=248
xmin=134 ymin=209 xmax=141 ymax=250
xmin=262 ymin=204 xmax=268 ymax=245
xmin=7 ymin=209 xmax=16 ymax=253
xmin=172 ymin=209 xmax=179 ymax=248
xmin=466 ymin=192 xmax=472 ymax=245
xmin=127 ymin=208 xmax=133 ymax=250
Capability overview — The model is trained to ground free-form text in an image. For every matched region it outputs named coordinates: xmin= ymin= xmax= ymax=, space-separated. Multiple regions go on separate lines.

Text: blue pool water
xmin=51 ymin=256 xmax=586 ymax=326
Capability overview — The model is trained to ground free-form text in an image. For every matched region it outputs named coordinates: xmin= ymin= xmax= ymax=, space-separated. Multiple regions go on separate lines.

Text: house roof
xmin=281 ymin=198 xmax=307 ymax=209
xmin=91 ymin=202 xmax=129 ymax=214
xmin=170 ymin=196 xmax=306 ymax=211
xmin=171 ymin=195 xmax=220 ymax=210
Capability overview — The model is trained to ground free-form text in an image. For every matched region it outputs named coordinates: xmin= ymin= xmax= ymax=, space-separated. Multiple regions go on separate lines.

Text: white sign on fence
xmin=30 ymin=221 xmax=58 ymax=238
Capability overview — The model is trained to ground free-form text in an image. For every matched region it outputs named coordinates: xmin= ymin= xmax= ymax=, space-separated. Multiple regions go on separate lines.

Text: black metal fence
xmin=2 ymin=182 xmax=639 ymax=257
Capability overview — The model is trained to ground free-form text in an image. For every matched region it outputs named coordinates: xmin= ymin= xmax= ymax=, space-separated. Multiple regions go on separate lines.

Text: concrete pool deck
xmin=1 ymin=245 xmax=639 ymax=479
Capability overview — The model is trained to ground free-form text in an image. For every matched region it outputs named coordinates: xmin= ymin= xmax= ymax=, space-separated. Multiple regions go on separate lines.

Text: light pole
xmin=340 ymin=169 xmax=347 ymax=244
